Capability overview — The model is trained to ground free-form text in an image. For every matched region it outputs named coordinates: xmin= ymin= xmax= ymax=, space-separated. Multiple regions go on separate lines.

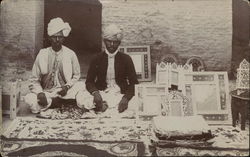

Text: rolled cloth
xmin=47 ymin=17 xmax=71 ymax=37
xmin=103 ymin=24 xmax=123 ymax=41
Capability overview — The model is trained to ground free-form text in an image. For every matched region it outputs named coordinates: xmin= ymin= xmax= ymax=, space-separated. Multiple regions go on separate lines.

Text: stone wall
xmin=0 ymin=0 xmax=44 ymax=81
xmin=0 ymin=0 xmax=236 ymax=115
xmin=0 ymin=0 xmax=234 ymax=80
xmin=101 ymin=0 xmax=232 ymax=73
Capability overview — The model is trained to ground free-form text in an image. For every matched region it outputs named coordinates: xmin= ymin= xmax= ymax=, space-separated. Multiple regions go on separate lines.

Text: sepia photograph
xmin=0 ymin=0 xmax=249 ymax=156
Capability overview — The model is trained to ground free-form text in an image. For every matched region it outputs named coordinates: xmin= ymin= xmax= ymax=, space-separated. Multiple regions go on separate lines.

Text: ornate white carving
xmin=163 ymin=90 xmax=194 ymax=117
xmin=156 ymin=62 xmax=193 ymax=91
xmin=186 ymin=56 xmax=205 ymax=71
xmin=236 ymin=59 xmax=249 ymax=89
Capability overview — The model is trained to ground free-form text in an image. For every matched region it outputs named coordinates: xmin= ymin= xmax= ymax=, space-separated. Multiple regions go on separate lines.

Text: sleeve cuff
xmin=91 ymin=90 xmax=99 ymax=96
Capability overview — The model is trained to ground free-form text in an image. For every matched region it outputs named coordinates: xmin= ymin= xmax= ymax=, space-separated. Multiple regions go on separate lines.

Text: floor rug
xmin=150 ymin=125 xmax=249 ymax=156
xmin=3 ymin=117 xmax=141 ymax=141
xmin=2 ymin=117 xmax=147 ymax=156
xmin=2 ymin=117 xmax=249 ymax=156
xmin=1 ymin=140 xmax=145 ymax=157
xmin=153 ymin=147 xmax=249 ymax=156
xmin=150 ymin=125 xmax=249 ymax=149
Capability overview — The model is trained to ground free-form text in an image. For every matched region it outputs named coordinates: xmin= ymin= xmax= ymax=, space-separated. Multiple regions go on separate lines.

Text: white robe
xmin=25 ymin=46 xmax=83 ymax=113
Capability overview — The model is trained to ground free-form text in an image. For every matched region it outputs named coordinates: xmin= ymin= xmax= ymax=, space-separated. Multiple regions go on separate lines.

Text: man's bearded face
xmin=104 ymin=39 xmax=121 ymax=54
xmin=49 ymin=31 xmax=65 ymax=52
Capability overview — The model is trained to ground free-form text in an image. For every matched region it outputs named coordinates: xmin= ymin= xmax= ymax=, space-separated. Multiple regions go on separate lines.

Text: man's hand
xmin=37 ymin=92 xmax=48 ymax=108
xmin=118 ymin=97 xmax=129 ymax=113
xmin=57 ymin=85 xmax=70 ymax=97
xmin=92 ymin=91 xmax=103 ymax=111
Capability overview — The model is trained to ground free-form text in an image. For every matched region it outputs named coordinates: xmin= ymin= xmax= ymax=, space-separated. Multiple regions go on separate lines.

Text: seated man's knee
xmin=76 ymin=91 xmax=94 ymax=110
xmin=24 ymin=93 xmax=37 ymax=106
xmin=24 ymin=93 xmax=40 ymax=113
xmin=76 ymin=100 xmax=85 ymax=109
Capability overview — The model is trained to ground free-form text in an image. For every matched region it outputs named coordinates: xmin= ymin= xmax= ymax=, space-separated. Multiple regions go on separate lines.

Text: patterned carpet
xmin=3 ymin=117 xmax=141 ymax=141
xmin=154 ymin=147 xmax=249 ymax=156
xmin=1 ymin=117 xmax=249 ymax=156
xmin=1 ymin=140 xmax=145 ymax=157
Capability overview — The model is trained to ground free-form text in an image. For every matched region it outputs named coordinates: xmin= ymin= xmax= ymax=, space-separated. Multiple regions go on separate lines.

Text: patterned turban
xmin=47 ymin=17 xmax=71 ymax=37
xmin=103 ymin=24 xmax=123 ymax=41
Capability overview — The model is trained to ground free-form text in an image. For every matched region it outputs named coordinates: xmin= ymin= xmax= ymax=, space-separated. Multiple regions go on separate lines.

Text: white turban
xmin=103 ymin=24 xmax=123 ymax=41
xmin=47 ymin=17 xmax=71 ymax=37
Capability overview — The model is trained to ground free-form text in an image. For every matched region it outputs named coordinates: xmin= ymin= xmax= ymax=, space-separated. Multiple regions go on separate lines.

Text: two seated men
xmin=25 ymin=17 xmax=138 ymax=114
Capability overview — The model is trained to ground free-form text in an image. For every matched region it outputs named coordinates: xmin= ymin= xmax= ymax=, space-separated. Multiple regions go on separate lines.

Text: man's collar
xmin=105 ymin=48 xmax=119 ymax=58
xmin=50 ymin=46 xmax=63 ymax=55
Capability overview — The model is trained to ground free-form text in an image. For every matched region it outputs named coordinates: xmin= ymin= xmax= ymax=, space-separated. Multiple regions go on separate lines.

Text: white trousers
xmin=78 ymin=87 xmax=137 ymax=111
xmin=24 ymin=82 xmax=86 ymax=113
xmin=25 ymin=82 xmax=137 ymax=113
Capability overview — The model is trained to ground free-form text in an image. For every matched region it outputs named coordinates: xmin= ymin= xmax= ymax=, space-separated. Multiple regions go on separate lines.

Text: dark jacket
xmin=86 ymin=51 xmax=139 ymax=100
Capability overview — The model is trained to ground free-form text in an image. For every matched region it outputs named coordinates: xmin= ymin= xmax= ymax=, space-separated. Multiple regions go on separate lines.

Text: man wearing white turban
xmin=25 ymin=17 xmax=85 ymax=113
xmin=85 ymin=24 xmax=139 ymax=113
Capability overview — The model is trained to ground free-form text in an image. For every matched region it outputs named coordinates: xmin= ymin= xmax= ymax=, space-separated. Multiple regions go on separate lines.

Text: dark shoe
xmin=94 ymin=101 xmax=108 ymax=113
xmin=37 ymin=92 xmax=48 ymax=108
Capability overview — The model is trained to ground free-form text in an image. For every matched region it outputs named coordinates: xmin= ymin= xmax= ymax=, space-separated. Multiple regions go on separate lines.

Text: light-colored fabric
xmin=103 ymin=24 xmax=123 ymax=41
xmin=79 ymin=86 xmax=137 ymax=111
xmin=25 ymin=92 xmax=53 ymax=113
xmin=26 ymin=45 xmax=81 ymax=113
xmin=105 ymin=48 xmax=119 ymax=58
xmin=51 ymin=49 xmax=62 ymax=89
xmin=106 ymin=57 xmax=116 ymax=88
xmin=152 ymin=115 xmax=211 ymax=136
xmin=105 ymin=48 xmax=119 ymax=88
xmin=30 ymin=45 xmax=80 ymax=94
xmin=47 ymin=17 xmax=71 ymax=37
xmin=24 ymin=93 xmax=41 ymax=113
xmin=25 ymin=82 xmax=85 ymax=113
xmin=25 ymin=83 xmax=136 ymax=114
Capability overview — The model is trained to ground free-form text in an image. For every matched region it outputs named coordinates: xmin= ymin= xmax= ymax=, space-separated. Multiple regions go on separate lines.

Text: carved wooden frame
xmin=156 ymin=62 xmax=192 ymax=91
xmin=119 ymin=45 xmax=151 ymax=82
xmin=183 ymin=72 xmax=231 ymax=125
xmin=1 ymin=80 xmax=21 ymax=120
xmin=135 ymin=84 xmax=168 ymax=121
xmin=156 ymin=62 xmax=169 ymax=85
xmin=236 ymin=59 xmax=249 ymax=90
xmin=163 ymin=90 xmax=195 ymax=117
